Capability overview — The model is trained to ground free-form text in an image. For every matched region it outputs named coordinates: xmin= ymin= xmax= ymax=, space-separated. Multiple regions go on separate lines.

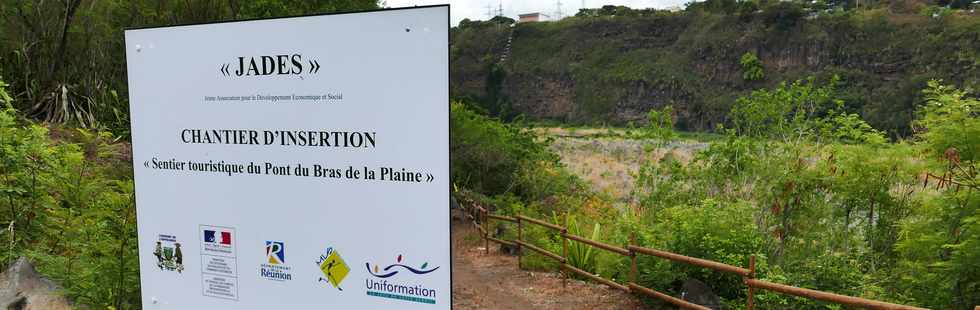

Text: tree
xmin=235 ymin=0 xmax=380 ymax=19
xmin=646 ymin=105 xmax=678 ymax=144
xmin=914 ymin=80 xmax=980 ymax=165
xmin=728 ymin=75 xmax=884 ymax=145
xmin=0 ymin=0 xmax=382 ymax=133
xmin=895 ymin=82 xmax=979 ymax=308
xmin=728 ymin=77 xmax=838 ymax=141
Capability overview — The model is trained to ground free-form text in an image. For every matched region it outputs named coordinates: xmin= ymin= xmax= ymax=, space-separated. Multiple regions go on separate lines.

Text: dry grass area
xmin=540 ymin=127 xmax=707 ymax=202
xmin=532 ymin=127 xmax=622 ymax=138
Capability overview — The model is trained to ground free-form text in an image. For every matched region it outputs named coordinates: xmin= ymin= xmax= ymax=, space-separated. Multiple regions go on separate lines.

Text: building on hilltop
xmin=518 ymin=12 xmax=550 ymax=23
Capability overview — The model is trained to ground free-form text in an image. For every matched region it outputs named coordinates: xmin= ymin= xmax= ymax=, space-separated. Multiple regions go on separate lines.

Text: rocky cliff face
xmin=451 ymin=10 xmax=980 ymax=136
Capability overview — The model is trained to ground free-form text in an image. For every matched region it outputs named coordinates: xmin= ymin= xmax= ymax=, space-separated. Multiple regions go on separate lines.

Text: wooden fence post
xmin=483 ymin=209 xmax=489 ymax=255
xmin=748 ymin=255 xmax=756 ymax=310
xmin=630 ymin=233 xmax=637 ymax=286
xmin=561 ymin=223 xmax=568 ymax=289
xmin=517 ymin=214 xmax=523 ymax=270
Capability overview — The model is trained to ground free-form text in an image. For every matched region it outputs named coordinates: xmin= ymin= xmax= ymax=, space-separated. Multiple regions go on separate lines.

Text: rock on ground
xmin=0 ymin=257 xmax=72 ymax=310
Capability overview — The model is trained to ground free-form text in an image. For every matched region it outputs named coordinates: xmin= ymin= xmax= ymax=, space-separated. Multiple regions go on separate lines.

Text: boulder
xmin=494 ymin=225 xmax=521 ymax=256
xmin=681 ymin=278 xmax=722 ymax=310
xmin=0 ymin=257 xmax=72 ymax=310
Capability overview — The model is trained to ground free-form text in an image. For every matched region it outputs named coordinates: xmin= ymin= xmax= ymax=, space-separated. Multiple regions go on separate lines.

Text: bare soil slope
xmin=452 ymin=210 xmax=643 ymax=309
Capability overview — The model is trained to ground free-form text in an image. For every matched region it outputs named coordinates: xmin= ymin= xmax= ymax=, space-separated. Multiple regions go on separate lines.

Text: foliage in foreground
xmin=0 ymin=79 xmax=139 ymax=309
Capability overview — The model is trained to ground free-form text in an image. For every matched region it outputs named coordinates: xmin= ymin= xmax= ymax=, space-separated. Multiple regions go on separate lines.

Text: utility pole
xmin=555 ymin=0 xmax=564 ymax=19
xmin=486 ymin=1 xmax=503 ymax=30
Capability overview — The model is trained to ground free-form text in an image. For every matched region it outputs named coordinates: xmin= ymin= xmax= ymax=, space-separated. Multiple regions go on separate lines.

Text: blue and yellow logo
xmin=260 ymin=241 xmax=292 ymax=281
xmin=266 ymin=241 xmax=285 ymax=265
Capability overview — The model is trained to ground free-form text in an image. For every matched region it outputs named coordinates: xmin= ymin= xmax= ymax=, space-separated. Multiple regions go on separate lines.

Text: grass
xmin=539 ymin=126 xmax=709 ymax=204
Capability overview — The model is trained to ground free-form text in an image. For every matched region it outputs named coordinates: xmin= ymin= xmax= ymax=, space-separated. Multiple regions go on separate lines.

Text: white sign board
xmin=125 ymin=6 xmax=449 ymax=309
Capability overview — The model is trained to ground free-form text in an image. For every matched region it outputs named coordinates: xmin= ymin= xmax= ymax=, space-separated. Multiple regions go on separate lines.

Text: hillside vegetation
xmin=0 ymin=80 xmax=139 ymax=308
xmin=451 ymin=2 xmax=980 ymax=137
xmin=451 ymin=76 xmax=979 ymax=309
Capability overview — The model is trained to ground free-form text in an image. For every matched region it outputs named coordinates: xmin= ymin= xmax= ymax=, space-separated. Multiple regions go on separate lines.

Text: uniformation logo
xmin=316 ymin=247 xmax=349 ymax=291
xmin=153 ymin=234 xmax=183 ymax=273
xmin=366 ymin=254 xmax=439 ymax=278
xmin=260 ymin=241 xmax=292 ymax=281
xmin=364 ymin=254 xmax=439 ymax=304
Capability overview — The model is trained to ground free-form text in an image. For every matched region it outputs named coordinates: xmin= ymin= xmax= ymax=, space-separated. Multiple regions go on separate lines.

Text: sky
xmin=383 ymin=0 xmax=690 ymax=26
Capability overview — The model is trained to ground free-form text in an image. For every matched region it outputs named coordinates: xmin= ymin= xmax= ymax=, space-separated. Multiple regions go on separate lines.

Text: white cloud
xmin=383 ymin=0 xmax=690 ymax=26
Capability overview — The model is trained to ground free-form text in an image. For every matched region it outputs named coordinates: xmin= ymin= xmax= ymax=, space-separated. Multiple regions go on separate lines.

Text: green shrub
xmin=739 ymin=52 xmax=764 ymax=81
xmin=645 ymin=105 xmax=678 ymax=144
xmin=0 ymin=99 xmax=139 ymax=309
xmin=656 ymin=199 xmax=764 ymax=299
xmin=913 ymin=80 xmax=980 ymax=162
xmin=560 ymin=214 xmax=601 ymax=274
xmin=450 ymin=102 xmax=557 ymax=197
xmin=0 ymin=77 xmax=11 ymax=107
xmin=893 ymin=81 xmax=980 ymax=308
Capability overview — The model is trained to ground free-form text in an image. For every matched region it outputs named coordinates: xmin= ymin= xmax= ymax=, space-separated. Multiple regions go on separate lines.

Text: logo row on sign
xmin=154 ymin=227 xmax=441 ymax=305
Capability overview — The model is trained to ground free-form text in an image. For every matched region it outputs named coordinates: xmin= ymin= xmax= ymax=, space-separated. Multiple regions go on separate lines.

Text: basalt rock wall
xmin=451 ymin=10 xmax=980 ymax=136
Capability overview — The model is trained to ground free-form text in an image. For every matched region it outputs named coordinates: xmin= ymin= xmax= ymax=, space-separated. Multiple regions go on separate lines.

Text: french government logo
xmin=199 ymin=225 xmax=239 ymax=300
xmin=201 ymin=227 xmax=235 ymax=256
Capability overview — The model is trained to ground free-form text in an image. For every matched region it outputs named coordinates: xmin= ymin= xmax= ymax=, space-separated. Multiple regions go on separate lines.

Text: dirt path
xmin=451 ymin=211 xmax=644 ymax=309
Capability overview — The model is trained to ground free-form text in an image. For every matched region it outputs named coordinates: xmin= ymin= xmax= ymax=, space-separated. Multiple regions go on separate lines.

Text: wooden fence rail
xmin=459 ymin=199 xmax=934 ymax=310
xmin=629 ymin=245 xmax=750 ymax=277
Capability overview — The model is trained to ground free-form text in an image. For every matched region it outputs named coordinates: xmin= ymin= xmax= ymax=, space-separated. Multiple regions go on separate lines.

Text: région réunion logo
xmin=260 ymin=241 xmax=292 ymax=281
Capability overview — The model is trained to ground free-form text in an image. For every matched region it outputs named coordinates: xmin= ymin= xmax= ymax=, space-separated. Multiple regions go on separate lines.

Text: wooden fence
xmin=459 ymin=200 xmax=930 ymax=310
